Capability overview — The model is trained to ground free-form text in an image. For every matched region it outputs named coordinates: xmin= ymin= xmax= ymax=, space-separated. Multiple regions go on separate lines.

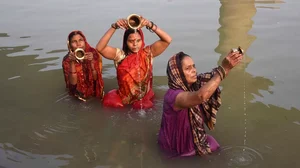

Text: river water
xmin=1 ymin=0 xmax=299 ymax=167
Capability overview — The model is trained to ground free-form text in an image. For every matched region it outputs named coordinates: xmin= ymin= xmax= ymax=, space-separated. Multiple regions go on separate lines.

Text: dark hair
xmin=68 ymin=31 xmax=84 ymax=43
xmin=176 ymin=51 xmax=191 ymax=88
xmin=122 ymin=29 xmax=142 ymax=55
xmin=177 ymin=51 xmax=190 ymax=63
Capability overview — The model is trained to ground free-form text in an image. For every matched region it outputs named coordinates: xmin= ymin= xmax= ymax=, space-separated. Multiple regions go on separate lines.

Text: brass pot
xmin=74 ymin=48 xmax=85 ymax=60
xmin=231 ymin=46 xmax=244 ymax=54
xmin=127 ymin=14 xmax=142 ymax=30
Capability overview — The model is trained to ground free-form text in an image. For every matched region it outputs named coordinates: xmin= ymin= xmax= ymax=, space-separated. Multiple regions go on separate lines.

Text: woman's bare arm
xmin=174 ymin=74 xmax=222 ymax=110
xmin=95 ymin=27 xmax=118 ymax=60
xmin=149 ymin=24 xmax=172 ymax=57
xmin=174 ymin=51 xmax=244 ymax=110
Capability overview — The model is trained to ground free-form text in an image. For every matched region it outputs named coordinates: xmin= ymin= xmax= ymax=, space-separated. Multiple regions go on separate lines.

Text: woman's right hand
xmin=68 ymin=52 xmax=76 ymax=62
xmin=221 ymin=50 xmax=243 ymax=75
xmin=115 ymin=18 xmax=129 ymax=30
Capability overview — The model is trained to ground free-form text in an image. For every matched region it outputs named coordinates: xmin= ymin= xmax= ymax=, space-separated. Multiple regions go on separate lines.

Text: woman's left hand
xmin=85 ymin=52 xmax=93 ymax=61
xmin=140 ymin=16 xmax=151 ymax=29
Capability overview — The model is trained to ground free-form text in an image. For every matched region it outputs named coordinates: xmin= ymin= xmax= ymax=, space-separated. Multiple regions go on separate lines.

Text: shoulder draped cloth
xmin=62 ymin=30 xmax=104 ymax=100
xmin=166 ymin=53 xmax=221 ymax=155
xmin=113 ymin=29 xmax=153 ymax=105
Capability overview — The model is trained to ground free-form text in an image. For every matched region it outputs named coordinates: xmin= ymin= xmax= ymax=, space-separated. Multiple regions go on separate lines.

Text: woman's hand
xmin=139 ymin=16 xmax=151 ymax=29
xmin=84 ymin=52 xmax=94 ymax=61
xmin=68 ymin=52 xmax=76 ymax=62
xmin=221 ymin=50 xmax=243 ymax=75
xmin=115 ymin=18 xmax=128 ymax=30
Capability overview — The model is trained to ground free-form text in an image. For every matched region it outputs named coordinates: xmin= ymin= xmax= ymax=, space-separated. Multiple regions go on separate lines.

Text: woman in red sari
xmin=62 ymin=30 xmax=104 ymax=101
xmin=96 ymin=16 xmax=172 ymax=109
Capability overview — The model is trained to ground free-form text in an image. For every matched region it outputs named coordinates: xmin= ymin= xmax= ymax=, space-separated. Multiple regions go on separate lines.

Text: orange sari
xmin=103 ymin=29 xmax=154 ymax=109
xmin=62 ymin=31 xmax=104 ymax=100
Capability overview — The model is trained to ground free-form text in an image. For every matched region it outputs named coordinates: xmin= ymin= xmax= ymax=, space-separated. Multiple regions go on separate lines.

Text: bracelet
xmin=111 ymin=23 xmax=119 ymax=29
xmin=215 ymin=69 xmax=224 ymax=80
xmin=217 ymin=65 xmax=226 ymax=77
xmin=152 ymin=24 xmax=157 ymax=32
xmin=69 ymin=71 xmax=77 ymax=74
xmin=146 ymin=21 xmax=157 ymax=33
xmin=149 ymin=21 xmax=154 ymax=29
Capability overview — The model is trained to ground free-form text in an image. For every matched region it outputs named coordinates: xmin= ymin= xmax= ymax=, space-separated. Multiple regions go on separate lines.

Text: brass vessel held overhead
xmin=74 ymin=48 xmax=85 ymax=60
xmin=127 ymin=14 xmax=142 ymax=30
xmin=231 ymin=46 xmax=244 ymax=54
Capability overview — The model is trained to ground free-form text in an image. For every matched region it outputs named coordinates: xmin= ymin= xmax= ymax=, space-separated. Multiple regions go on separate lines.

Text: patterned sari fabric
xmin=116 ymin=29 xmax=154 ymax=107
xmin=62 ymin=31 xmax=104 ymax=100
xmin=166 ymin=53 xmax=221 ymax=156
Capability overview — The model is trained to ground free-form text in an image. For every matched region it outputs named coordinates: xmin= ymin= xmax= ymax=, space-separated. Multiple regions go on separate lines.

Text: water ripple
xmin=0 ymin=143 xmax=72 ymax=168
xmin=217 ymin=146 xmax=263 ymax=167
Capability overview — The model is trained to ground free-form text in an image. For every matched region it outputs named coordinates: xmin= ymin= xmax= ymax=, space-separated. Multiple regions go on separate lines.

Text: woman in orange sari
xmin=62 ymin=30 xmax=104 ymax=101
xmin=96 ymin=16 xmax=172 ymax=109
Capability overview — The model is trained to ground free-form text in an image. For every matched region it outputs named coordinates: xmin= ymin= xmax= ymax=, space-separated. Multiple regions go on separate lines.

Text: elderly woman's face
xmin=182 ymin=56 xmax=197 ymax=85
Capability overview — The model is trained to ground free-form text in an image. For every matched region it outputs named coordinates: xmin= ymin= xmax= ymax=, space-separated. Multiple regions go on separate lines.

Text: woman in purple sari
xmin=158 ymin=50 xmax=243 ymax=157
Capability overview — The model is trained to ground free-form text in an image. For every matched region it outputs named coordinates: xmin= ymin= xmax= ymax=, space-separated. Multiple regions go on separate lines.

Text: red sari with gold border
xmin=62 ymin=31 xmax=104 ymax=100
xmin=103 ymin=29 xmax=154 ymax=109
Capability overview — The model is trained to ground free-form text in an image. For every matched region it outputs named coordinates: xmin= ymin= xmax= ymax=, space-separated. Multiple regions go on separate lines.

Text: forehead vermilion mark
xmin=128 ymin=33 xmax=141 ymax=40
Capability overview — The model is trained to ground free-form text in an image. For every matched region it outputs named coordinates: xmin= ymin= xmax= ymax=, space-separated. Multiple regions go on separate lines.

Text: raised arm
xmin=96 ymin=18 xmax=129 ymax=60
xmin=140 ymin=17 xmax=172 ymax=57
xmin=95 ymin=26 xmax=118 ymax=61
xmin=174 ymin=51 xmax=243 ymax=110
xmin=175 ymin=74 xmax=222 ymax=110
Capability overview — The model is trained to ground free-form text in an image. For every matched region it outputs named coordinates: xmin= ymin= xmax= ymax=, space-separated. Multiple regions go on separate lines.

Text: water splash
xmin=137 ymin=109 xmax=147 ymax=118
xmin=217 ymin=146 xmax=263 ymax=167
xmin=137 ymin=48 xmax=143 ymax=110
xmin=243 ymin=50 xmax=247 ymax=147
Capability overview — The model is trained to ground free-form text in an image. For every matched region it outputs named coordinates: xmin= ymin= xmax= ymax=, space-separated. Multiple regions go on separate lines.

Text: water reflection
xmin=0 ymin=33 xmax=9 ymax=37
xmin=0 ymin=42 xmax=83 ymax=166
xmin=1 ymin=0 xmax=300 ymax=167
xmin=0 ymin=143 xmax=72 ymax=168
xmin=0 ymin=36 xmax=166 ymax=168
xmin=212 ymin=0 xmax=300 ymax=167
xmin=256 ymin=0 xmax=285 ymax=9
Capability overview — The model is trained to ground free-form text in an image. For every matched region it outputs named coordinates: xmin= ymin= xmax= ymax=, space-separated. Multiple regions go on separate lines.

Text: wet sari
xmin=62 ymin=31 xmax=104 ymax=100
xmin=103 ymin=29 xmax=154 ymax=109
xmin=161 ymin=53 xmax=222 ymax=156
